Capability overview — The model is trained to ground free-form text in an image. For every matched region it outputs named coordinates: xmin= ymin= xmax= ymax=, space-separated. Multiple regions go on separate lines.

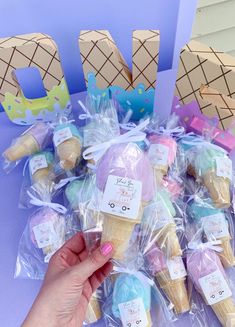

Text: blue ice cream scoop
xmin=112 ymin=274 xmax=151 ymax=320
xmin=178 ymin=134 xmax=202 ymax=152
xmin=187 ymin=197 xmax=222 ymax=223
xmin=65 ymin=177 xmax=92 ymax=209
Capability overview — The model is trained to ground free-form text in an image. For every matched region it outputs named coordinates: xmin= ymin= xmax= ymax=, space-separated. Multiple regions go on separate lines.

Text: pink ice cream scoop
xmin=162 ymin=177 xmax=183 ymax=200
xmin=96 ymin=142 xmax=155 ymax=202
xmin=145 ymin=245 xmax=167 ymax=275
xmin=148 ymin=134 xmax=177 ymax=167
xmin=146 ymin=245 xmax=190 ymax=314
xmin=29 ymin=206 xmax=66 ymax=263
xmin=29 ymin=207 xmax=62 ymax=246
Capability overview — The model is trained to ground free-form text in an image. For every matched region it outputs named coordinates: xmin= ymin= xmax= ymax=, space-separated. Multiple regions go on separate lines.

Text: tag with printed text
xmin=145 ymin=200 xmax=174 ymax=230
xmin=167 ymin=256 xmax=187 ymax=280
xmin=201 ymin=213 xmax=229 ymax=239
xmin=101 ymin=175 xmax=142 ymax=220
xmin=118 ymin=298 xmax=148 ymax=327
xmin=53 ymin=127 xmax=73 ymax=147
xmin=29 ymin=154 xmax=48 ymax=176
xmin=199 ymin=270 xmax=232 ymax=305
xmin=33 ymin=221 xmax=57 ymax=249
xmin=148 ymin=144 xmax=169 ymax=166
xmin=216 ymin=157 xmax=232 ymax=180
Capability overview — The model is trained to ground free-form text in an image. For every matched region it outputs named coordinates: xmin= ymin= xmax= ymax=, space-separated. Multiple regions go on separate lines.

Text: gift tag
xmin=33 ymin=221 xmax=57 ymax=249
xmin=118 ymin=298 xmax=148 ymax=327
xmin=201 ymin=213 xmax=229 ymax=239
xmin=29 ymin=154 xmax=48 ymax=175
xmin=53 ymin=127 xmax=73 ymax=147
xmin=216 ymin=157 xmax=232 ymax=180
xmin=148 ymin=144 xmax=169 ymax=166
xmin=199 ymin=270 xmax=232 ymax=305
xmin=146 ymin=200 xmax=174 ymax=230
xmin=101 ymin=175 xmax=142 ymax=220
xmin=167 ymin=256 xmax=187 ymax=280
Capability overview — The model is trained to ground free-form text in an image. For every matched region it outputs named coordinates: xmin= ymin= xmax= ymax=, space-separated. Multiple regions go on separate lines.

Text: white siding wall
xmin=191 ymin=0 xmax=235 ymax=57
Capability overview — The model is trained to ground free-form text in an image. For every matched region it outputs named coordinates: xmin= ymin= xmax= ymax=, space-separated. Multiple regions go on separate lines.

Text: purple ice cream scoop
xmin=27 ymin=122 xmax=52 ymax=149
xmin=145 ymin=245 xmax=167 ymax=275
xmin=187 ymin=248 xmax=227 ymax=291
xmin=29 ymin=207 xmax=62 ymax=246
xmin=96 ymin=143 xmax=155 ymax=202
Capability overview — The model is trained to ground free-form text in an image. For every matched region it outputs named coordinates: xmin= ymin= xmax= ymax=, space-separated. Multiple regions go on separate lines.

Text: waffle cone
xmin=32 ymin=166 xmax=52 ymax=183
xmin=203 ymin=170 xmax=230 ymax=209
xmin=154 ymin=168 xmax=165 ymax=185
xmin=101 ymin=213 xmax=139 ymax=261
xmin=218 ymin=236 xmax=235 ymax=268
xmin=155 ymin=223 xmax=182 ymax=258
xmin=57 ymin=137 xmax=81 ymax=170
xmin=156 ymin=269 xmax=190 ymax=314
xmin=225 ymin=313 xmax=235 ymax=326
xmin=212 ymin=297 xmax=235 ymax=327
xmin=154 ymin=165 xmax=168 ymax=177
xmin=85 ymin=295 xmax=102 ymax=323
xmin=4 ymin=135 xmax=39 ymax=161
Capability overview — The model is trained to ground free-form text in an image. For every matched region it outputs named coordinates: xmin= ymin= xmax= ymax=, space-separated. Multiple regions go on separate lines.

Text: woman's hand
xmin=22 ymin=232 xmax=113 ymax=327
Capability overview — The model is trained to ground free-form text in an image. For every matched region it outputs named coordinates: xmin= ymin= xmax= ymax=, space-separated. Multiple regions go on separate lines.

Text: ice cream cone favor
xmin=29 ymin=151 xmax=54 ymax=187
xmin=146 ymin=245 xmax=190 ymax=314
xmin=53 ymin=122 xmax=82 ymax=170
xmin=96 ymin=143 xmax=155 ymax=261
xmin=193 ymin=146 xmax=232 ymax=208
xmin=29 ymin=207 xmax=66 ymax=262
xmin=148 ymin=134 xmax=177 ymax=184
xmin=4 ymin=122 xmax=52 ymax=162
xmin=187 ymin=198 xmax=234 ymax=268
xmin=187 ymin=247 xmax=235 ymax=327
xmin=112 ymin=274 xmax=152 ymax=327
xmin=144 ymin=190 xmax=182 ymax=258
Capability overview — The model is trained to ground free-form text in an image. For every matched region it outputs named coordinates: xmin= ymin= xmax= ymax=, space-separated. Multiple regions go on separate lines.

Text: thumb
xmin=72 ymin=242 xmax=114 ymax=283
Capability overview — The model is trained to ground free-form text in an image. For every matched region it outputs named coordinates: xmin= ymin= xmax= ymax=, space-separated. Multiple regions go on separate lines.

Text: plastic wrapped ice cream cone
xmin=187 ymin=197 xmax=235 ymax=268
xmin=187 ymin=247 xmax=235 ymax=327
xmin=144 ymin=190 xmax=182 ymax=258
xmin=146 ymin=245 xmax=189 ymax=314
xmin=4 ymin=122 xmax=52 ymax=163
xmin=112 ymin=273 xmax=152 ymax=327
xmin=203 ymin=170 xmax=230 ymax=209
xmin=5 ymin=134 xmax=40 ymax=162
xmin=57 ymin=137 xmax=81 ymax=170
xmin=30 ymin=151 xmax=54 ymax=182
xmin=53 ymin=122 xmax=82 ymax=171
xmin=191 ymin=145 xmax=232 ymax=209
xmin=101 ymin=213 xmax=140 ymax=261
xmin=85 ymin=294 xmax=102 ymax=323
xmin=95 ymin=143 xmax=154 ymax=262
xmin=148 ymin=134 xmax=177 ymax=185
xmin=156 ymin=269 xmax=190 ymax=314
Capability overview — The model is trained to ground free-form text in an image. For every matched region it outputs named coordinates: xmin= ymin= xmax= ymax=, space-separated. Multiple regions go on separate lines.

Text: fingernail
xmin=100 ymin=242 xmax=113 ymax=256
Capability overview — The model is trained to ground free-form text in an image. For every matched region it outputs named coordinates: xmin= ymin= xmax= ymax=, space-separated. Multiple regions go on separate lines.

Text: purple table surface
xmin=0 ymin=92 xmax=222 ymax=327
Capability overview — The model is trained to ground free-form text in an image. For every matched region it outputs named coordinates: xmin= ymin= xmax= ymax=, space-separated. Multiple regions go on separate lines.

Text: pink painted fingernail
xmin=100 ymin=242 xmax=113 ymax=256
